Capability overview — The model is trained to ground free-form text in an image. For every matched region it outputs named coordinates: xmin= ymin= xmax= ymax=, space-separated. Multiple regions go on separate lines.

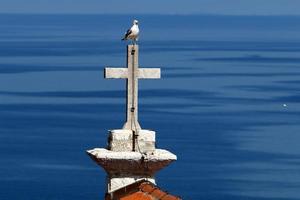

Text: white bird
xmin=122 ymin=19 xmax=139 ymax=44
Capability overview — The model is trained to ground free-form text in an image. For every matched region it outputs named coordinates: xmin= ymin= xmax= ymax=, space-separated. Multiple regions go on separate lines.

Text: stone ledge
xmin=87 ymin=148 xmax=176 ymax=176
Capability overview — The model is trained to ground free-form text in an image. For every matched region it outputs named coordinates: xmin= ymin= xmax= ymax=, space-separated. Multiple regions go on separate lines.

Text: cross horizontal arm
xmin=104 ymin=68 xmax=128 ymax=79
xmin=105 ymin=67 xmax=161 ymax=79
xmin=138 ymin=68 xmax=161 ymax=79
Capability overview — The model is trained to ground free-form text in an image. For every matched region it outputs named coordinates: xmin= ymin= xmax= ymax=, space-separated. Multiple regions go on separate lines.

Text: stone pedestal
xmin=87 ymin=129 xmax=177 ymax=193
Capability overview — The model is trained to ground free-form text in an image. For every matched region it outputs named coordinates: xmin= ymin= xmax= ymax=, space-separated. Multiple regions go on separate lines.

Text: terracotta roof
xmin=105 ymin=180 xmax=181 ymax=200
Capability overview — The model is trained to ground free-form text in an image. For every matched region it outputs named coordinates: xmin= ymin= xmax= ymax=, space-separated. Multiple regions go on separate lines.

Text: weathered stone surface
xmin=108 ymin=129 xmax=155 ymax=153
xmin=108 ymin=176 xmax=155 ymax=193
xmin=86 ymin=148 xmax=176 ymax=176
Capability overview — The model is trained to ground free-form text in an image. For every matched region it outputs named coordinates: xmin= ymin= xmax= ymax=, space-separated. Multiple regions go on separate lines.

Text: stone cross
xmin=104 ymin=45 xmax=160 ymax=130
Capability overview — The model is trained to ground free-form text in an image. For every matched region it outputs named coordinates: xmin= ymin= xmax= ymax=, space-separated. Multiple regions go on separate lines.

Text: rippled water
xmin=0 ymin=14 xmax=300 ymax=200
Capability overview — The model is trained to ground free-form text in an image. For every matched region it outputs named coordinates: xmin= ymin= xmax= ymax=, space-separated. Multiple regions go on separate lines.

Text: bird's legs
xmin=133 ymin=38 xmax=138 ymax=45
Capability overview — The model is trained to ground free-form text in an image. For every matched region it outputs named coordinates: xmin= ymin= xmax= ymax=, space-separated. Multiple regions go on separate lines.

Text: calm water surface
xmin=0 ymin=14 xmax=300 ymax=200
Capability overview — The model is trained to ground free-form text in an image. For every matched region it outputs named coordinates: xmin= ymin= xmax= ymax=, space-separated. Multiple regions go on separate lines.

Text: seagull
xmin=122 ymin=19 xmax=139 ymax=44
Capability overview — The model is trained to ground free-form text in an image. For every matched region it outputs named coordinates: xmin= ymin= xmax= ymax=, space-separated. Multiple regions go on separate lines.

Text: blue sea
xmin=1 ymin=14 xmax=300 ymax=200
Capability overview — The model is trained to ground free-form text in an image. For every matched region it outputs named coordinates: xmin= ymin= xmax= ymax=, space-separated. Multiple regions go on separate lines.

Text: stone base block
xmin=108 ymin=176 xmax=155 ymax=193
xmin=107 ymin=129 xmax=155 ymax=153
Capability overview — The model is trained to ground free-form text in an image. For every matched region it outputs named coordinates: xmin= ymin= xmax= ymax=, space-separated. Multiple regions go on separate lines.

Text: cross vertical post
xmin=125 ymin=45 xmax=140 ymax=130
xmin=104 ymin=45 xmax=161 ymax=131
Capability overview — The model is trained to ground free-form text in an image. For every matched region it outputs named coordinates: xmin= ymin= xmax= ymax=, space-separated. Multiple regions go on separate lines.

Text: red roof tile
xmin=106 ymin=180 xmax=181 ymax=200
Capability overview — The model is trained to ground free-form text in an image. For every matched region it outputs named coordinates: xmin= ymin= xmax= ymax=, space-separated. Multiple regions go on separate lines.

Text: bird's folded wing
xmin=124 ymin=29 xmax=132 ymax=39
